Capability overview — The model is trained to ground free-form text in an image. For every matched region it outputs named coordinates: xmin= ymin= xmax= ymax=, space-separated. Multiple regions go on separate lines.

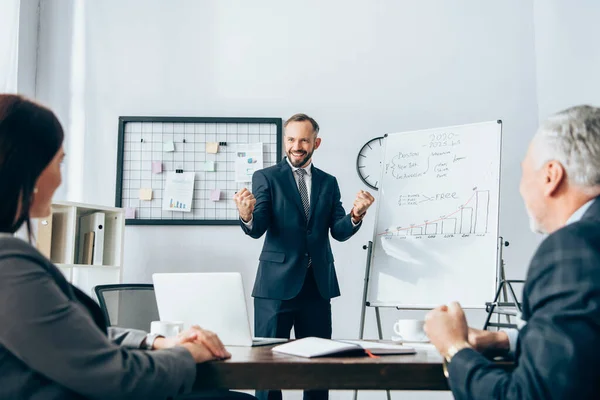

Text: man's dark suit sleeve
xmin=329 ymin=177 xmax=360 ymax=241
xmin=240 ymin=170 xmax=272 ymax=239
xmin=447 ymin=230 xmax=600 ymax=399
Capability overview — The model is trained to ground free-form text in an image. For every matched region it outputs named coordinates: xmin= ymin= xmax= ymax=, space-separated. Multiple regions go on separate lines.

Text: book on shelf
xmin=78 ymin=212 xmax=105 ymax=265
xmin=81 ymin=231 xmax=95 ymax=265
xmin=36 ymin=217 xmax=53 ymax=259
xmin=271 ymin=337 xmax=416 ymax=358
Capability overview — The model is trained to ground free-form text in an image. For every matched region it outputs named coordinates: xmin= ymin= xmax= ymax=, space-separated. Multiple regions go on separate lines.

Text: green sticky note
xmin=204 ymin=161 xmax=216 ymax=172
xmin=164 ymin=141 xmax=175 ymax=152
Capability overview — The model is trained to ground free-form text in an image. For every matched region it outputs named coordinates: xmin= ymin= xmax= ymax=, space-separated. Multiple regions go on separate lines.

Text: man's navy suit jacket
xmin=447 ymin=197 xmax=600 ymax=399
xmin=240 ymin=159 xmax=360 ymax=300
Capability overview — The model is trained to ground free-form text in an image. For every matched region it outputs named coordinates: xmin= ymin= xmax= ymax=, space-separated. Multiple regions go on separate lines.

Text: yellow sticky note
xmin=139 ymin=188 xmax=153 ymax=201
xmin=206 ymin=142 xmax=219 ymax=154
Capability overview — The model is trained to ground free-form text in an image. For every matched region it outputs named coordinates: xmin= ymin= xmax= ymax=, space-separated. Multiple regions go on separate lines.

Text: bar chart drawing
xmin=410 ymin=226 xmax=423 ymax=236
xmin=474 ymin=190 xmax=490 ymax=234
xmin=442 ymin=218 xmax=457 ymax=234
xmin=460 ymin=207 xmax=473 ymax=234
xmin=168 ymin=199 xmax=187 ymax=210
xmin=379 ymin=189 xmax=491 ymax=237
xmin=425 ymin=223 xmax=438 ymax=235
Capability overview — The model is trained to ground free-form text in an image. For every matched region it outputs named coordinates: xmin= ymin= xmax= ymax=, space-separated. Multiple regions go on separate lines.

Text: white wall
xmin=17 ymin=0 xmax=40 ymax=98
xmin=0 ymin=0 xmax=20 ymax=92
xmin=35 ymin=1 xmax=542 ymax=398
xmin=534 ymin=0 xmax=600 ymax=119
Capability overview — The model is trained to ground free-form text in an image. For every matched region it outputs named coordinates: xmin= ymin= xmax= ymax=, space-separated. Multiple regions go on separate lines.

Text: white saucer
xmin=391 ymin=335 xmax=430 ymax=344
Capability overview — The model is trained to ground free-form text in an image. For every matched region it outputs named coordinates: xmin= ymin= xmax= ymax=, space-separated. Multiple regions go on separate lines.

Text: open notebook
xmin=271 ymin=337 xmax=416 ymax=358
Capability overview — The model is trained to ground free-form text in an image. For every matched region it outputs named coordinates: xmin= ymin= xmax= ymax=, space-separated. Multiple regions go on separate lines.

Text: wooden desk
xmin=194 ymin=344 xmax=449 ymax=391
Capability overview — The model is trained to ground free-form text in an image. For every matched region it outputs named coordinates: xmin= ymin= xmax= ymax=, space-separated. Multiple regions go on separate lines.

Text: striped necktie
xmin=296 ymin=168 xmax=312 ymax=269
xmin=296 ymin=168 xmax=310 ymax=221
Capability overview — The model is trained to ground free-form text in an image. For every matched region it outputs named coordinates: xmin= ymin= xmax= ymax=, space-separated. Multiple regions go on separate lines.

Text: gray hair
xmin=533 ymin=105 xmax=600 ymax=190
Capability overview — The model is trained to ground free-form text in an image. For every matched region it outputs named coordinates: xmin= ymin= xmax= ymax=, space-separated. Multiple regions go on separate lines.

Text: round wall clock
xmin=356 ymin=136 xmax=384 ymax=190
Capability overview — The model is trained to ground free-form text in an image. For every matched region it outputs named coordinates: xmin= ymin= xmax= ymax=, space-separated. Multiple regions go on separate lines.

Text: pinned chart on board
xmin=162 ymin=171 xmax=195 ymax=212
xmin=235 ymin=143 xmax=264 ymax=182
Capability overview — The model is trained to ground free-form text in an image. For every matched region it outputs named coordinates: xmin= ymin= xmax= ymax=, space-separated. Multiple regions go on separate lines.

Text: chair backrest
xmin=94 ymin=284 xmax=159 ymax=331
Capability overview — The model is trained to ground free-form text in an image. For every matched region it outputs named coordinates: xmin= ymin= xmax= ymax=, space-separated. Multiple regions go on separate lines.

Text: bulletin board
xmin=115 ymin=116 xmax=282 ymax=225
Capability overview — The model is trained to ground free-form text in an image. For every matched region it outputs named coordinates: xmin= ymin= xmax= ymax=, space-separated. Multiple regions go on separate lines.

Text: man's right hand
xmin=233 ymin=188 xmax=256 ymax=222
xmin=467 ymin=327 xmax=510 ymax=353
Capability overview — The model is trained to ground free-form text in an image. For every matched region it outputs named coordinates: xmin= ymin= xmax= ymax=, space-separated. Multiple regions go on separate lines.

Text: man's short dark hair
xmin=284 ymin=113 xmax=319 ymax=135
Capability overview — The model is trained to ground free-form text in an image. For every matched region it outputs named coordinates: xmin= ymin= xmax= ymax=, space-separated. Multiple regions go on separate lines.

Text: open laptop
xmin=152 ymin=272 xmax=287 ymax=347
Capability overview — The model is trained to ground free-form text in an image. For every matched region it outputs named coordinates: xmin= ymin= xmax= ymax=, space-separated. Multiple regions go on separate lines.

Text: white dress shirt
xmin=287 ymin=157 xmax=313 ymax=203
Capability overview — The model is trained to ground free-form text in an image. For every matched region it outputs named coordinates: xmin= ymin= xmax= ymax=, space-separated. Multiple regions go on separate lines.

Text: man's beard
xmin=288 ymin=149 xmax=314 ymax=168
xmin=526 ymin=208 xmax=546 ymax=234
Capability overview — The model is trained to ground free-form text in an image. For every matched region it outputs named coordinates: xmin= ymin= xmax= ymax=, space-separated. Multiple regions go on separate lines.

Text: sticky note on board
xmin=204 ymin=161 xmax=216 ymax=172
xmin=210 ymin=189 xmax=221 ymax=202
xmin=152 ymin=161 xmax=162 ymax=174
xmin=125 ymin=207 xmax=136 ymax=219
xmin=164 ymin=141 xmax=175 ymax=152
xmin=206 ymin=142 xmax=219 ymax=154
xmin=139 ymin=188 xmax=153 ymax=201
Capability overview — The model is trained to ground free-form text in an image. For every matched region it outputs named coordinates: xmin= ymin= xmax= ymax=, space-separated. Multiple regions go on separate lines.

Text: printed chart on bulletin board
xmin=115 ymin=117 xmax=282 ymax=225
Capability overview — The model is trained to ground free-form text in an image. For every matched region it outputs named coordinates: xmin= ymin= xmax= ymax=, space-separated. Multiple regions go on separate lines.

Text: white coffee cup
xmin=150 ymin=320 xmax=184 ymax=337
xmin=393 ymin=319 xmax=427 ymax=342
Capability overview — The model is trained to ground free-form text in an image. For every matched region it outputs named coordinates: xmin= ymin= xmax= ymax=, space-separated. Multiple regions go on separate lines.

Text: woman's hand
xmin=153 ymin=325 xmax=231 ymax=360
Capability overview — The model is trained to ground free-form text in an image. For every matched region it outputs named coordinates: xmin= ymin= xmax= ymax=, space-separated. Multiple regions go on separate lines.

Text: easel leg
xmin=499 ymin=261 xmax=511 ymax=325
xmin=375 ymin=307 xmax=392 ymax=400
xmin=375 ymin=307 xmax=384 ymax=340
xmin=496 ymin=238 xmax=511 ymax=326
xmin=355 ymin=243 xmax=390 ymax=400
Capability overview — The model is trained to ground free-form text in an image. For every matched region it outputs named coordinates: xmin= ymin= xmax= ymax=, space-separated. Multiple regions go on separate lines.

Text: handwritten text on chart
xmin=388 ymin=144 xmax=468 ymax=180
xmin=427 ymin=132 xmax=461 ymax=149
xmin=381 ymin=188 xmax=491 ymax=237
xmin=398 ymin=192 xmax=458 ymax=206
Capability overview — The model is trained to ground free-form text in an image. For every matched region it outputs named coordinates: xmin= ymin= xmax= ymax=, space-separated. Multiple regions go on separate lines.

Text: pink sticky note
xmin=210 ymin=189 xmax=221 ymax=201
xmin=125 ymin=207 xmax=136 ymax=219
xmin=152 ymin=161 xmax=162 ymax=174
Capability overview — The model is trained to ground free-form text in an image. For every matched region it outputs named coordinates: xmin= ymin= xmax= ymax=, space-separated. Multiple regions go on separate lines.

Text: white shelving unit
xmin=36 ymin=201 xmax=125 ymax=299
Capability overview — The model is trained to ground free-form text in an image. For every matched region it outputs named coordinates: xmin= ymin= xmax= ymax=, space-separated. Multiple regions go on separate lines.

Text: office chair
xmin=94 ymin=284 xmax=159 ymax=331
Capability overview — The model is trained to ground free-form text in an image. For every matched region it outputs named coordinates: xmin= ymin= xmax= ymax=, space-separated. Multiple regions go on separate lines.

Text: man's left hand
xmin=424 ymin=302 xmax=469 ymax=357
xmin=352 ymin=190 xmax=375 ymax=219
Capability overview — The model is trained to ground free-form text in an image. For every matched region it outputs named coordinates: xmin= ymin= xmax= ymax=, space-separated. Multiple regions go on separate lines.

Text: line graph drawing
xmin=380 ymin=188 xmax=490 ymax=237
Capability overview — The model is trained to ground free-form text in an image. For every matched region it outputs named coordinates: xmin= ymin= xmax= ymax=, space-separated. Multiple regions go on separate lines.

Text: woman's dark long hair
xmin=0 ymin=94 xmax=64 ymax=236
